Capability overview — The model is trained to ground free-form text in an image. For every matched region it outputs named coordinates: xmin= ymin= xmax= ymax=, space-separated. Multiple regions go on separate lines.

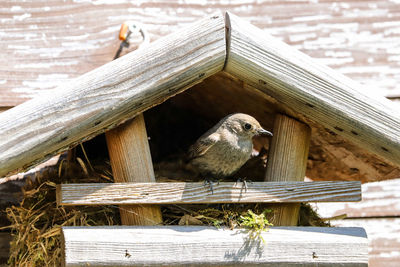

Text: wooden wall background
xmin=1 ymin=1 xmax=400 ymax=266
xmin=1 ymin=0 xmax=400 ymax=108
xmin=315 ymin=178 xmax=400 ymax=267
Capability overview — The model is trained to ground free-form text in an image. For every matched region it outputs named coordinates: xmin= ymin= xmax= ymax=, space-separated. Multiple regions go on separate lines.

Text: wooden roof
xmin=0 ymin=12 xmax=400 ymax=181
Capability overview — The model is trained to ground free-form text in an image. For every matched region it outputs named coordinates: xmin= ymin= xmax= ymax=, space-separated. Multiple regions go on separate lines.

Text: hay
xmin=4 ymin=161 xmax=120 ymax=267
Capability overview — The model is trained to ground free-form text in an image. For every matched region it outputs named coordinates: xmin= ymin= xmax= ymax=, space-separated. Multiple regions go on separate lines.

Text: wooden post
xmin=105 ymin=114 xmax=162 ymax=225
xmin=265 ymin=114 xmax=311 ymax=226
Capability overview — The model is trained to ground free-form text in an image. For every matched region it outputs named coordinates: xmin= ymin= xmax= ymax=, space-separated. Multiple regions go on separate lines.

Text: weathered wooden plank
xmin=56 ymin=181 xmax=361 ymax=206
xmin=315 ymin=178 xmax=400 ymax=218
xmin=0 ymin=12 xmax=226 ymax=177
xmin=331 ymin=218 xmax=400 ymax=267
xmin=2 ymin=1 xmax=400 ymax=108
xmin=61 ymin=226 xmax=368 ymax=266
xmin=265 ymin=114 xmax=311 ymax=226
xmin=225 ymin=11 xmax=400 ymax=168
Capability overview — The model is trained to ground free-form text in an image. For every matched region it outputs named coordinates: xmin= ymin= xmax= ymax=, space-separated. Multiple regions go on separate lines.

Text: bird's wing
xmin=187 ymin=133 xmax=219 ymax=161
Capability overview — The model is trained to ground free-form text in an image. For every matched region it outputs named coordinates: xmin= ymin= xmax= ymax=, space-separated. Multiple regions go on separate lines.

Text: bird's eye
xmin=244 ymin=123 xmax=252 ymax=131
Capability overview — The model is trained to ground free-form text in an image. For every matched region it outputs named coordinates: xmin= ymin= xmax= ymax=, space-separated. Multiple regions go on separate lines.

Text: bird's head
xmin=223 ymin=113 xmax=273 ymax=138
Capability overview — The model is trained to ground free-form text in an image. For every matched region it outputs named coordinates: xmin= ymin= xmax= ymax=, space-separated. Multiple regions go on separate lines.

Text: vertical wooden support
xmin=265 ymin=114 xmax=311 ymax=226
xmin=105 ymin=114 xmax=162 ymax=225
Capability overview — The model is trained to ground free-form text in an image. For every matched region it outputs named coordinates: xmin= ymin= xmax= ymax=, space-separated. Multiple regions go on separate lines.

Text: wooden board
xmin=0 ymin=13 xmax=226 ymax=177
xmin=61 ymin=225 xmax=368 ymax=266
xmin=330 ymin=218 xmax=400 ymax=267
xmin=314 ymin=178 xmax=400 ymax=218
xmin=56 ymin=181 xmax=361 ymax=206
xmin=2 ymin=1 xmax=400 ymax=108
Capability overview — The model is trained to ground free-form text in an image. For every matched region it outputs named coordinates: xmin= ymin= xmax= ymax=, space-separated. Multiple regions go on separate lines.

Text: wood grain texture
xmin=170 ymin=71 xmax=400 ymax=182
xmin=331 ymin=218 xmax=400 ymax=267
xmin=106 ymin=115 xmax=156 ymax=183
xmin=265 ymin=115 xmax=311 ymax=226
xmin=225 ymin=11 xmax=400 ymax=169
xmin=61 ymin=225 xmax=368 ymax=266
xmin=56 ymin=181 xmax=361 ymax=206
xmin=106 ymin=114 xmax=162 ymax=225
xmin=311 ymin=178 xmax=400 ymax=267
xmin=0 ymin=13 xmax=226 ymax=177
xmin=315 ymin=178 xmax=400 ymax=218
xmin=2 ymin=1 xmax=400 ymax=108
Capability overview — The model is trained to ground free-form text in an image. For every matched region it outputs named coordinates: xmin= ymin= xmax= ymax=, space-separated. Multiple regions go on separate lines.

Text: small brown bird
xmin=187 ymin=113 xmax=273 ymax=191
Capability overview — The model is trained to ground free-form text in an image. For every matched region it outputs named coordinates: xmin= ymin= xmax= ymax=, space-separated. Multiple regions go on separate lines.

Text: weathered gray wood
xmin=315 ymin=178 xmax=400 ymax=218
xmin=0 ymin=12 xmax=226 ymax=177
xmin=224 ymin=11 xmax=400 ymax=168
xmin=61 ymin=226 xmax=368 ymax=266
xmin=330 ymin=217 xmax=400 ymax=267
xmin=3 ymin=1 xmax=400 ymax=108
xmin=56 ymin=181 xmax=361 ymax=206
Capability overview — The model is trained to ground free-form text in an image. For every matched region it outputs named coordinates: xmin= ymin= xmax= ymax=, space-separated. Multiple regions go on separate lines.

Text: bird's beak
xmin=257 ymin=128 xmax=273 ymax=137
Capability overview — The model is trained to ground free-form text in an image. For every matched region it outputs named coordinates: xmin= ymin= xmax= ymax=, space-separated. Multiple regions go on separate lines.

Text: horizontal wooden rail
xmin=56 ymin=181 xmax=361 ymax=206
xmin=61 ymin=225 xmax=368 ymax=266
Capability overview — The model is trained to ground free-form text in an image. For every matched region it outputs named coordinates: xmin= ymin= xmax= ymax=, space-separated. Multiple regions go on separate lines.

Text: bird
xmin=186 ymin=113 xmax=273 ymax=193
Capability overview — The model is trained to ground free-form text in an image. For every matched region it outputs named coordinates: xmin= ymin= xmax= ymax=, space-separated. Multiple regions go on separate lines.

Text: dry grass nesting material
xmin=4 ymin=162 xmax=119 ymax=267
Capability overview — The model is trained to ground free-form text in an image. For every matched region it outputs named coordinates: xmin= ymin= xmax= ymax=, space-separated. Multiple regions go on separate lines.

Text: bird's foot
xmin=203 ymin=179 xmax=220 ymax=194
xmin=235 ymin=177 xmax=253 ymax=193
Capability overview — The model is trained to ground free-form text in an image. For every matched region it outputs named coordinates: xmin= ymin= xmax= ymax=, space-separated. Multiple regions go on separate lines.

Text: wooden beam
xmin=224 ymin=11 xmax=400 ymax=168
xmin=106 ymin=114 xmax=162 ymax=225
xmin=0 ymin=12 xmax=226 ymax=177
xmin=0 ymin=232 xmax=11 ymax=264
xmin=56 ymin=181 xmax=361 ymax=206
xmin=61 ymin=226 xmax=368 ymax=266
xmin=265 ymin=115 xmax=311 ymax=226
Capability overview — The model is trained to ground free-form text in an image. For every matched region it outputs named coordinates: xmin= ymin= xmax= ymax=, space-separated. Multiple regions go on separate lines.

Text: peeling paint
xmin=13 ymin=13 xmax=31 ymax=21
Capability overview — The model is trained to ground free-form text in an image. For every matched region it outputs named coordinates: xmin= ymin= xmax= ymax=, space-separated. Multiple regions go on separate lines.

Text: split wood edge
xmin=61 ymin=226 xmax=368 ymax=266
xmin=56 ymin=181 xmax=361 ymax=206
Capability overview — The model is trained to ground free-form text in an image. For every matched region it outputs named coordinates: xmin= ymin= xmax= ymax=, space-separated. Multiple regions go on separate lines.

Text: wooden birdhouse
xmin=2 ymin=11 xmax=400 ymax=266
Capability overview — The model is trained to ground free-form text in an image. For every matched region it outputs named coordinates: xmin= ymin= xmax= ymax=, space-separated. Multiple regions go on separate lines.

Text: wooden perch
xmin=61 ymin=226 xmax=368 ymax=266
xmin=0 ymin=13 xmax=226 ymax=177
xmin=224 ymin=11 xmax=400 ymax=168
xmin=56 ymin=181 xmax=361 ymax=206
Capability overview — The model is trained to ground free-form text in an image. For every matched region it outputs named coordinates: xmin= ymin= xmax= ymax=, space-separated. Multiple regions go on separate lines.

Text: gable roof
xmin=0 ymin=12 xmax=399 ymax=181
